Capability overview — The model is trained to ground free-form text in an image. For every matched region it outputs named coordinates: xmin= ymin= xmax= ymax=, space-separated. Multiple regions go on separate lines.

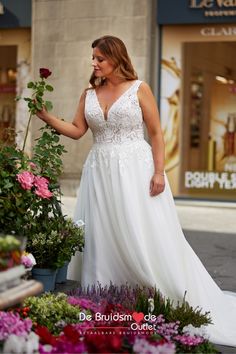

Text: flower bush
xmin=23 ymin=293 xmax=83 ymax=334
xmin=26 ymin=216 xmax=84 ymax=269
xmin=0 ymin=68 xmax=63 ymax=236
xmin=0 ymin=68 xmax=84 ymax=269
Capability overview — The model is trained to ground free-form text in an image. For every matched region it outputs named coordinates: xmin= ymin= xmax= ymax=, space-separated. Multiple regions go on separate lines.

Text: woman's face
xmin=92 ymin=47 xmax=115 ymax=78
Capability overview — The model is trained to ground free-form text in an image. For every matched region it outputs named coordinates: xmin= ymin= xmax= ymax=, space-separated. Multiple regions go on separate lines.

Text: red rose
xmin=39 ymin=68 xmax=52 ymax=79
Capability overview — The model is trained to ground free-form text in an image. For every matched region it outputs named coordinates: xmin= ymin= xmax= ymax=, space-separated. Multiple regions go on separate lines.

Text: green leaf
xmin=24 ymin=97 xmax=32 ymax=102
xmin=36 ymin=94 xmax=43 ymax=103
xmin=45 ymin=101 xmax=53 ymax=111
xmin=36 ymin=102 xmax=43 ymax=111
xmin=27 ymin=82 xmax=35 ymax=89
xmin=28 ymin=102 xmax=35 ymax=109
xmin=15 ymin=96 xmax=21 ymax=101
xmin=46 ymin=85 xmax=54 ymax=92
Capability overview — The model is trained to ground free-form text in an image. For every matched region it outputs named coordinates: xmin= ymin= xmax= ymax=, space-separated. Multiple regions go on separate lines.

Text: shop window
xmin=180 ymin=42 xmax=236 ymax=199
xmin=0 ymin=45 xmax=17 ymax=142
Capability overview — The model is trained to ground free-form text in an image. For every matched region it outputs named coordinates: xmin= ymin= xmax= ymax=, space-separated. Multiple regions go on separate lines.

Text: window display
xmin=160 ymin=25 xmax=236 ymax=200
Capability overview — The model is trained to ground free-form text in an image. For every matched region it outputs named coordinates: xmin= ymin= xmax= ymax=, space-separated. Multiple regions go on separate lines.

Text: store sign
xmin=0 ymin=0 xmax=31 ymax=28
xmin=185 ymin=171 xmax=236 ymax=189
xmin=190 ymin=0 xmax=236 ymax=8
xmin=200 ymin=26 xmax=236 ymax=35
xmin=190 ymin=0 xmax=236 ymax=17
xmin=157 ymin=0 xmax=236 ymax=24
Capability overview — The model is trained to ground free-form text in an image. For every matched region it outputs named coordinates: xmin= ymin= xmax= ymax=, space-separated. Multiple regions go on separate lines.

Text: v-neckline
xmin=94 ymin=80 xmax=137 ymax=121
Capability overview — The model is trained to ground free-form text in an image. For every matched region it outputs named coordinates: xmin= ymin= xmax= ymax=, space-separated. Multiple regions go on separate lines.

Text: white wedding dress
xmin=73 ymin=80 xmax=236 ymax=346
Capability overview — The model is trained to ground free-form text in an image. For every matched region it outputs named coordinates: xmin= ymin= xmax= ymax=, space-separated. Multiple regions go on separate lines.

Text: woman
xmin=36 ymin=35 xmax=236 ymax=346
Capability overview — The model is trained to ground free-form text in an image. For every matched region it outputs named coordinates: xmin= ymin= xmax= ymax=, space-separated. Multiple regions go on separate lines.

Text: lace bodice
xmin=84 ymin=80 xmax=144 ymax=144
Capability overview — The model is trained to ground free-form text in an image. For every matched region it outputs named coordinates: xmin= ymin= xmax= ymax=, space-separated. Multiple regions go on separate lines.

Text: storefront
xmin=0 ymin=0 xmax=31 ymax=145
xmin=157 ymin=0 xmax=236 ymax=201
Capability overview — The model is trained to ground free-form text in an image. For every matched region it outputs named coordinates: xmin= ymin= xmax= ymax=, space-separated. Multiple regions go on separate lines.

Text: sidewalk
xmin=61 ymin=196 xmax=236 ymax=234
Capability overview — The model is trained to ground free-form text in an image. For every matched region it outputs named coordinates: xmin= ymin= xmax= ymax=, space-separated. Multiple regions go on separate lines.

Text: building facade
xmin=0 ymin=0 xmax=236 ymax=201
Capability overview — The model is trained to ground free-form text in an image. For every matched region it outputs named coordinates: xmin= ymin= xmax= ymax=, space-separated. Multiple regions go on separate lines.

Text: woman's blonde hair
xmin=89 ymin=35 xmax=138 ymax=88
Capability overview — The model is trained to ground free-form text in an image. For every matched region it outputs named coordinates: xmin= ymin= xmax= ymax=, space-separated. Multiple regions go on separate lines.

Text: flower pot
xmin=31 ymin=267 xmax=57 ymax=292
xmin=56 ymin=262 xmax=69 ymax=284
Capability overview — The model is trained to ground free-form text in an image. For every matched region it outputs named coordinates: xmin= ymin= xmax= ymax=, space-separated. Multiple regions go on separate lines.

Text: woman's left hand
xmin=149 ymin=174 xmax=165 ymax=197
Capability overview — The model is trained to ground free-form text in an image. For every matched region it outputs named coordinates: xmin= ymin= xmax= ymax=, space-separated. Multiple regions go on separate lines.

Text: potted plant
xmin=26 ymin=215 xmax=84 ymax=290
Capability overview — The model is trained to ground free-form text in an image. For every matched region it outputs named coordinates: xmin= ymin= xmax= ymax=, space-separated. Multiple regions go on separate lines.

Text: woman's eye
xmin=98 ymin=58 xmax=104 ymax=63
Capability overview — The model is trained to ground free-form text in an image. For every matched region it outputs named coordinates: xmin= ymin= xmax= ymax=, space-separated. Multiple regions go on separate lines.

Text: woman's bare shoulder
xmin=139 ymin=81 xmax=152 ymax=92
xmin=138 ymin=81 xmax=155 ymax=100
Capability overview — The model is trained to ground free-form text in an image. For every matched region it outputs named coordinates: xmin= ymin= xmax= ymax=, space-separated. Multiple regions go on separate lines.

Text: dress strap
xmin=131 ymin=80 xmax=143 ymax=93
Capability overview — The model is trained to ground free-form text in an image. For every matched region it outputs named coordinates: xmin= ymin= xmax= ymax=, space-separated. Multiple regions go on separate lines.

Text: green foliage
xmin=167 ymin=293 xmax=212 ymax=330
xmin=0 ymin=125 xmax=66 ymax=236
xmin=32 ymin=125 xmax=67 ymax=184
xmin=26 ymin=216 xmax=84 ymax=269
xmin=0 ymin=139 xmax=35 ymax=235
xmin=23 ymin=293 xmax=82 ymax=334
xmin=0 ymin=235 xmax=21 ymax=252
xmin=24 ymin=77 xmax=53 ymax=115
xmin=0 ymin=68 xmax=84 ymax=268
xmin=135 ymin=288 xmax=212 ymax=330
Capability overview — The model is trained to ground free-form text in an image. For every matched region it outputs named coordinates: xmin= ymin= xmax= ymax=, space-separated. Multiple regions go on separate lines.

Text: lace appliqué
xmin=83 ymin=80 xmax=154 ymax=174
xmin=85 ymin=80 xmax=144 ymax=144
xmin=84 ymin=141 xmax=154 ymax=175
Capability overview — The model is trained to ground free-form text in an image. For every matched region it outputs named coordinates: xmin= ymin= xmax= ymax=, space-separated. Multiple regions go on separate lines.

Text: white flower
xmin=182 ymin=324 xmax=209 ymax=339
xmin=74 ymin=219 xmax=85 ymax=228
xmin=148 ymin=298 xmax=155 ymax=313
xmin=27 ymin=253 xmax=37 ymax=266
xmin=3 ymin=332 xmax=39 ymax=354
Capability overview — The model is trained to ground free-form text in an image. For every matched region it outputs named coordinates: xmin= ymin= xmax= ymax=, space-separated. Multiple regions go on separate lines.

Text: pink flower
xmin=28 ymin=162 xmax=37 ymax=169
xmin=33 ymin=176 xmax=53 ymax=199
xmin=16 ymin=171 xmax=34 ymax=190
xmin=21 ymin=252 xmax=36 ymax=269
xmin=35 ymin=187 xmax=53 ymax=199
xmin=174 ymin=334 xmax=204 ymax=346
xmin=0 ymin=312 xmax=32 ymax=340
xmin=34 ymin=176 xmax=49 ymax=189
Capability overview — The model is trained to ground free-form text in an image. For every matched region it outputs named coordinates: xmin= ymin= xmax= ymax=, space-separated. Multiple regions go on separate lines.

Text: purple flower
xmin=0 ymin=312 xmax=32 ymax=340
xmin=67 ymin=296 xmax=101 ymax=313
xmin=174 ymin=334 xmax=205 ymax=346
xmin=21 ymin=255 xmax=33 ymax=268
xmin=133 ymin=338 xmax=175 ymax=354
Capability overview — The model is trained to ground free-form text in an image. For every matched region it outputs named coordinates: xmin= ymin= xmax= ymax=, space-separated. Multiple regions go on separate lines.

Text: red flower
xmin=39 ymin=68 xmax=52 ymax=79
xmin=63 ymin=324 xmax=80 ymax=344
xmin=35 ymin=325 xmax=57 ymax=346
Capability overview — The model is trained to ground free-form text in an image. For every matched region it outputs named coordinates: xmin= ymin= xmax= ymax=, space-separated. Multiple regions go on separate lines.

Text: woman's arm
xmin=138 ymin=82 xmax=165 ymax=196
xmin=35 ymin=91 xmax=88 ymax=140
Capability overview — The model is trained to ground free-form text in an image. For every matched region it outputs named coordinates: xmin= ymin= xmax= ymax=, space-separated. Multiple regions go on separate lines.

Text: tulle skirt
xmin=72 ymin=139 xmax=236 ymax=346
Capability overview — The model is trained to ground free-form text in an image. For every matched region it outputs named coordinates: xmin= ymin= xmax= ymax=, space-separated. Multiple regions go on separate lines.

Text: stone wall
xmin=31 ymin=0 xmax=157 ymax=195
